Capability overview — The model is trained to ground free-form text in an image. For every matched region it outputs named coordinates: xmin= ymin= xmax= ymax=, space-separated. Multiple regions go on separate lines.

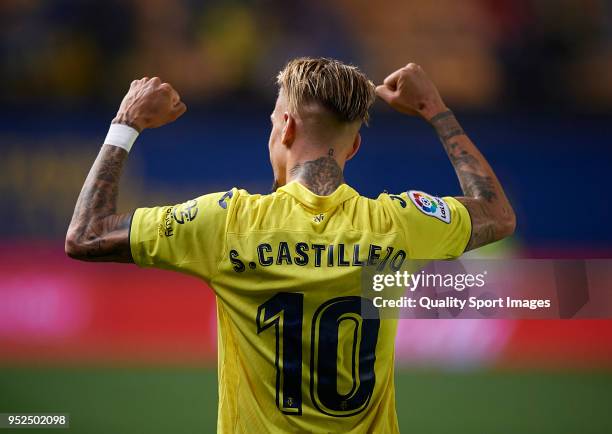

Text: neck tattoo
xmin=290 ymin=150 xmax=343 ymax=195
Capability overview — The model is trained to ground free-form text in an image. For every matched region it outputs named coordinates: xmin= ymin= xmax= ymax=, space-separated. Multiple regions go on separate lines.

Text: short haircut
xmin=277 ymin=57 xmax=376 ymax=125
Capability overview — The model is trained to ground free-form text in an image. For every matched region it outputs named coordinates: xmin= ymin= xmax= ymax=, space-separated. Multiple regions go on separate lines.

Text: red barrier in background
xmin=0 ymin=242 xmax=216 ymax=364
xmin=1 ymin=242 xmax=611 ymax=368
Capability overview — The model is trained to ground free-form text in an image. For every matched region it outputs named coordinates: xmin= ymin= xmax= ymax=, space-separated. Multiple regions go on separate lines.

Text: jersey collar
xmin=278 ymin=181 xmax=359 ymax=211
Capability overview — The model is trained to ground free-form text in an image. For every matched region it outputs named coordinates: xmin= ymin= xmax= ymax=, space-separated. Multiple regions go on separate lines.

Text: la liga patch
xmin=408 ymin=190 xmax=451 ymax=224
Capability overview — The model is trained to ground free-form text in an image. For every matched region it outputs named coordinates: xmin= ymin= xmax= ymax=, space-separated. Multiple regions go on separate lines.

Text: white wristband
xmin=104 ymin=123 xmax=139 ymax=152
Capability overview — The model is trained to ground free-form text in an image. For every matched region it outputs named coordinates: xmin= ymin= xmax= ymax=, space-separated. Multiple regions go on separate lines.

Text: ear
xmin=345 ymin=133 xmax=361 ymax=161
xmin=281 ymin=112 xmax=296 ymax=147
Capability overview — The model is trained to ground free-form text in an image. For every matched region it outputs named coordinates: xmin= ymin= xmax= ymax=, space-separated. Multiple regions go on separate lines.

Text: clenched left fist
xmin=113 ymin=77 xmax=187 ymax=132
xmin=376 ymin=63 xmax=446 ymax=121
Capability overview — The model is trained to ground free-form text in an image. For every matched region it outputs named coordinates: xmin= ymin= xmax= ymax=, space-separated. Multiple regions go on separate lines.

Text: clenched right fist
xmin=375 ymin=63 xmax=447 ymax=121
xmin=113 ymin=77 xmax=187 ymax=132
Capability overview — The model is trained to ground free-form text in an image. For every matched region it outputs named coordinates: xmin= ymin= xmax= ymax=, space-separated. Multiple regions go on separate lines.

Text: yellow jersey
xmin=130 ymin=181 xmax=471 ymax=433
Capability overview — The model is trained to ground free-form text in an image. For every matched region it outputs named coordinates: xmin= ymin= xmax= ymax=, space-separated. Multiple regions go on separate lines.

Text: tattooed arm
xmin=65 ymin=145 xmax=133 ymax=262
xmin=376 ymin=63 xmax=516 ymax=251
xmin=429 ymin=111 xmax=515 ymax=250
xmin=65 ymin=77 xmax=187 ymax=262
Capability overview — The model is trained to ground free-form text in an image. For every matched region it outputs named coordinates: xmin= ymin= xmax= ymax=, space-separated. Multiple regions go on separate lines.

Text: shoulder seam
xmin=210 ymin=188 xmax=240 ymax=285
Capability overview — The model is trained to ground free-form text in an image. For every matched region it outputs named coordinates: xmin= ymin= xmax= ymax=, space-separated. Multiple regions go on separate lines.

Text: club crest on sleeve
xmin=408 ymin=190 xmax=451 ymax=224
xmin=218 ymin=190 xmax=234 ymax=209
xmin=172 ymin=199 xmax=199 ymax=224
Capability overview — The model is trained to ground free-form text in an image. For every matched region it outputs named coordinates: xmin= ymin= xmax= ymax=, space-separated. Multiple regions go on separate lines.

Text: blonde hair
xmin=277 ymin=57 xmax=376 ymax=125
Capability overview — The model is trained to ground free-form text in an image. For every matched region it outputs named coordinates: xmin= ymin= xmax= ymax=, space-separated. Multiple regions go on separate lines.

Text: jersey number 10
xmin=257 ymin=293 xmax=380 ymax=417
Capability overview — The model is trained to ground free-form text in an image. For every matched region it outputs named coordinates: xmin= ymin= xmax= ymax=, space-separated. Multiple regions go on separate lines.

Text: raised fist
xmin=375 ymin=63 xmax=447 ymax=121
xmin=113 ymin=77 xmax=187 ymax=131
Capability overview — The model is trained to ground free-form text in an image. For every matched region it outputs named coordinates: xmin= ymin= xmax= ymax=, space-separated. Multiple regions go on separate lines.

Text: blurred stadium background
xmin=1 ymin=0 xmax=612 ymax=433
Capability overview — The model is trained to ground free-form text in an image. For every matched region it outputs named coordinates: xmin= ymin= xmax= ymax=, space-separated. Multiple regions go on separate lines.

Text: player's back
xmin=215 ymin=181 xmax=403 ymax=433
xmin=129 ymin=181 xmax=471 ymax=433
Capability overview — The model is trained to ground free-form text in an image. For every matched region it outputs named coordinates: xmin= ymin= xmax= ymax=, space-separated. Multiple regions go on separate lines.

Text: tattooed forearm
xmin=430 ymin=110 xmax=515 ymax=251
xmin=446 ymin=151 xmax=496 ymax=201
xmin=290 ymin=150 xmax=344 ymax=195
xmin=65 ymin=144 xmax=134 ymax=262
xmin=431 ymin=111 xmax=496 ymax=202
xmin=429 ymin=111 xmax=465 ymax=142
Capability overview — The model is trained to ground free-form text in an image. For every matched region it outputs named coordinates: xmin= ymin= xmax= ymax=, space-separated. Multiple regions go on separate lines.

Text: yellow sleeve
xmin=129 ymin=189 xmax=237 ymax=281
xmin=379 ymin=190 xmax=471 ymax=259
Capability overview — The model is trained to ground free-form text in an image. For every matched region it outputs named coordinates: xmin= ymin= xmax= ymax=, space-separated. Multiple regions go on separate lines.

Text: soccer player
xmin=66 ymin=58 xmax=515 ymax=433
